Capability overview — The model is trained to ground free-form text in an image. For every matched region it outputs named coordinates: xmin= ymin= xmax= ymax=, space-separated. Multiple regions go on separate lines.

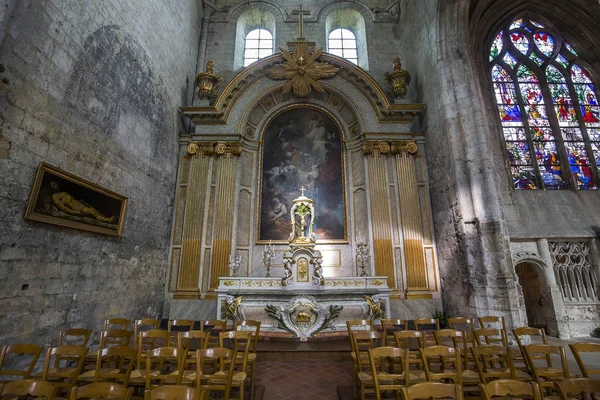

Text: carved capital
xmin=214 ymin=141 xmax=242 ymax=157
xmin=363 ymin=140 xmax=418 ymax=156
xmin=186 ymin=141 xmax=242 ymax=157
xmin=362 ymin=140 xmax=391 ymax=156
xmin=390 ymin=140 xmax=418 ymax=155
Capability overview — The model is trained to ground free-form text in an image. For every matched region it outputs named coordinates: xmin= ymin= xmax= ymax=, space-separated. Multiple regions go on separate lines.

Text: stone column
xmin=393 ymin=140 xmax=428 ymax=293
xmin=364 ymin=141 xmax=396 ymax=289
xmin=174 ymin=142 xmax=214 ymax=299
xmin=537 ymin=238 xmax=569 ymax=337
xmin=589 ymin=238 xmax=600 ymax=299
xmin=195 ymin=7 xmax=213 ymax=78
xmin=209 ymin=142 xmax=242 ymax=291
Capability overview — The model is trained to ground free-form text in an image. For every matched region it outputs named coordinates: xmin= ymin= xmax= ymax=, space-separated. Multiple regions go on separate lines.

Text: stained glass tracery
xmin=489 ymin=17 xmax=599 ymax=190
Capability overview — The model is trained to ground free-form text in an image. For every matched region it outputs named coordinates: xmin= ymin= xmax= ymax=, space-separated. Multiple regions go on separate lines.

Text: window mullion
xmin=535 ymin=63 xmax=576 ymax=190
xmin=566 ymin=70 xmax=600 ymax=188
xmin=509 ymin=63 xmax=545 ymax=189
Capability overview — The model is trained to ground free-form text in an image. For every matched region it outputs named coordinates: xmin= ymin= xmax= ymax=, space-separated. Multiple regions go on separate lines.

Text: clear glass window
xmin=244 ymin=29 xmax=273 ymax=67
xmin=328 ymin=28 xmax=358 ymax=65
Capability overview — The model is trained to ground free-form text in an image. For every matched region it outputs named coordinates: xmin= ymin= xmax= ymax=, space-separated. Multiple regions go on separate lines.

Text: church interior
xmin=1 ymin=0 xmax=599 ymax=398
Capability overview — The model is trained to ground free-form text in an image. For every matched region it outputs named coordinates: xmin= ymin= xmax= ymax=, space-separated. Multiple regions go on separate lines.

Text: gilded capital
xmin=214 ymin=141 xmax=242 ymax=157
xmin=363 ymin=140 xmax=391 ymax=156
xmin=186 ymin=142 xmax=215 ymax=157
xmin=391 ymin=140 xmax=418 ymax=155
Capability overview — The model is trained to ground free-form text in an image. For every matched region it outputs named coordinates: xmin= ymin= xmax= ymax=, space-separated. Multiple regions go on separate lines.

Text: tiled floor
xmin=254 ymin=361 xmax=353 ymax=400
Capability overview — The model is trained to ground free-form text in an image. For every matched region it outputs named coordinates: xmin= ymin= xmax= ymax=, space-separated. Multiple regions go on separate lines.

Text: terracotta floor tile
xmin=256 ymin=361 xmax=353 ymax=400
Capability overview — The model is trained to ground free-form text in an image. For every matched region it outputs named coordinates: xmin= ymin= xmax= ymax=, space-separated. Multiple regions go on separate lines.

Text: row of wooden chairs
xmin=347 ymin=321 xmax=600 ymax=399
xmin=0 ymin=380 xmax=212 ymax=400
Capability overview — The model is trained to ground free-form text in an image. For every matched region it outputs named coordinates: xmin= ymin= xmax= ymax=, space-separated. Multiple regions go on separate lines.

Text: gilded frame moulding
xmin=25 ymin=162 xmax=128 ymax=236
xmin=255 ymin=103 xmax=349 ymax=245
xmin=180 ymin=53 xmax=425 ymax=126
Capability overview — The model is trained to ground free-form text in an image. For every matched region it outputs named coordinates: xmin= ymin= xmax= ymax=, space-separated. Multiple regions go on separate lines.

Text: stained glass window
xmin=244 ymin=29 xmax=273 ymax=67
xmin=489 ymin=17 xmax=600 ymax=190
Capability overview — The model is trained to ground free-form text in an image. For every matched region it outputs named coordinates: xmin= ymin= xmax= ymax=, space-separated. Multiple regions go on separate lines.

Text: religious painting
xmin=258 ymin=107 xmax=346 ymax=243
xmin=25 ymin=162 xmax=128 ymax=236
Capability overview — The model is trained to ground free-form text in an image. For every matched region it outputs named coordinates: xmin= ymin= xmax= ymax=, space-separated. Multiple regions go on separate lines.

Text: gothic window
xmin=244 ymin=28 xmax=273 ymax=67
xmin=328 ymin=28 xmax=358 ymax=65
xmin=489 ymin=17 xmax=600 ymax=190
xmin=550 ymin=241 xmax=599 ymax=303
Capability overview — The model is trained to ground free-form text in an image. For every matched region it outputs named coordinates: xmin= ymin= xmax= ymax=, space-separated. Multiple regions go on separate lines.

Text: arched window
xmin=325 ymin=9 xmax=368 ymax=70
xmin=244 ymin=28 xmax=273 ymax=67
xmin=328 ymin=28 xmax=358 ymax=65
xmin=489 ymin=17 xmax=600 ymax=190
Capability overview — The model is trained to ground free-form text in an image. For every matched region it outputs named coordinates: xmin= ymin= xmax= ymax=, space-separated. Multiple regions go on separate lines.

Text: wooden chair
xmin=421 ymin=345 xmax=462 ymax=385
xmin=133 ymin=319 xmax=161 ymax=350
xmin=144 ymin=385 xmax=207 ymax=400
xmin=218 ymin=331 xmax=251 ymax=400
xmin=86 ymin=330 xmax=133 ymax=365
xmin=569 ymin=342 xmax=600 ymax=379
xmin=513 ymin=327 xmax=547 ymax=373
xmin=346 ymin=319 xmax=374 ymax=332
xmin=41 ymin=345 xmax=88 ymax=390
xmin=128 ymin=330 xmax=169 ymax=387
xmin=448 ymin=317 xmax=476 ymax=340
xmin=523 ymin=344 xmax=571 ymax=395
xmin=554 ymin=378 xmax=600 ymax=400
xmin=368 ymin=346 xmax=408 ymax=400
xmin=350 ymin=330 xmax=382 ymax=400
xmin=145 ymin=347 xmax=188 ymax=389
xmin=69 ymin=382 xmax=132 ymax=400
xmin=168 ymin=320 xmax=195 ymax=346
xmin=477 ymin=317 xmax=508 ymax=347
xmin=78 ymin=346 xmax=137 ymax=385
xmin=471 ymin=345 xmax=518 ymax=383
xmin=195 ymin=348 xmax=236 ymax=400
xmin=380 ymin=319 xmax=408 ymax=346
xmin=233 ymin=320 xmax=261 ymax=396
xmin=1 ymin=378 xmax=58 ymax=399
xmin=414 ymin=318 xmax=441 ymax=348
xmin=104 ymin=318 xmax=131 ymax=331
xmin=473 ymin=328 xmax=509 ymax=347
xmin=433 ymin=330 xmax=479 ymax=391
xmin=394 ymin=331 xmax=425 ymax=370
xmin=479 ymin=379 xmax=541 ymax=400
xmin=58 ymin=328 xmax=92 ymax=347
xmin=401 ymin=382 xmax=464 ymax=400
xmin=200 ymin=320 xmax=226 ymax=348
xmin=0 ymin=343 xmax=43 ymax=382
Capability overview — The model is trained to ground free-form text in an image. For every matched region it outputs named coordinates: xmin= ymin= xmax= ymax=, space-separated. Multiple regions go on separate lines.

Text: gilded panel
xmin=418 ymin=185 xmax=433 ymax=245
xmin=388 ymin=185 xmax=401 ymax=246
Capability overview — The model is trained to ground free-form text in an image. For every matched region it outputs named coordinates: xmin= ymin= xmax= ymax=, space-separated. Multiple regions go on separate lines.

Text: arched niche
xmin=239 ymin=85 xmax=363 ymax=143
xmin=234 ymin=8 xmax=277 ymax=70
xmin=325 ymin=8 xmax=369 ymax=70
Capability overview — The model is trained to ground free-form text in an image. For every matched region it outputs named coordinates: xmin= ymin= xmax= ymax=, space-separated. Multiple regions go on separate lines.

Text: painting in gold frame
xmin=258 ymin=106 xmax=347 ymax=243
xmin=25 ymin=162 xmax=128 ymax=236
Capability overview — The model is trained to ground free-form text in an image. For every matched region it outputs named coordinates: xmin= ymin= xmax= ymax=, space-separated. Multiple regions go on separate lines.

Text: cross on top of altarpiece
xmin=291 ymin=5 xmax=311 ymax=41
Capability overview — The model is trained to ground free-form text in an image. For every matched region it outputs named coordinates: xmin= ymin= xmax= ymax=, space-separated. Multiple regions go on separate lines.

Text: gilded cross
xmin=300 ymin=186 xmax=306 ymax=196
xmin=291 ymin=5 xmax=311 ymax=41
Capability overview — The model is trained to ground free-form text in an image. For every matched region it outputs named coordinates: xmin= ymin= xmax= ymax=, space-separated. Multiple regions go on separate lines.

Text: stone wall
xmin=0 ymin=1 xmax=202 ymax=344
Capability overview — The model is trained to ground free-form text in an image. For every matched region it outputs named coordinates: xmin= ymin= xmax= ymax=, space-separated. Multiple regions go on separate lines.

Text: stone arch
xmin=315 ymin=1 xmax=375 ymax=23
xmin=514 ymin=261 xmax=559 ymax=335
xmin=324 ymin=8 xmax=369 ymax=70
xmin=223 ymin=1 xmax=286 ymax=23
xmin=233 ymin=7 xmax=278 ymax=70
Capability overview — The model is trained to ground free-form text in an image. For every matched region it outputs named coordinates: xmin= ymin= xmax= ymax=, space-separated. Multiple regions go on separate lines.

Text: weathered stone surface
xmin=0 ymin=0 xmax=202 ymax=345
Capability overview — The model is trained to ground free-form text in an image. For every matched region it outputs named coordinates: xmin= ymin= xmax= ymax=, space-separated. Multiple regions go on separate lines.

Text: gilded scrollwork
xmin=186 ymin=141 xmax=241 ymax=157
xmin=363 ymin=140 xmax=418 ymax=156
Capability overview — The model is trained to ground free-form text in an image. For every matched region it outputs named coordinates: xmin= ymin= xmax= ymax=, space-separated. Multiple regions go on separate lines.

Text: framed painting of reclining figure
xmin=25 ymin=162 xmax=128 ymax=236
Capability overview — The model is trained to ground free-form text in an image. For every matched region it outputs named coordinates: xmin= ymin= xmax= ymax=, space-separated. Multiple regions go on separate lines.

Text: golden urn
xmin=195 ymin=60 xmax=222 ymax=100
xmin=384 ymin=57 xmax=411 ymax=99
